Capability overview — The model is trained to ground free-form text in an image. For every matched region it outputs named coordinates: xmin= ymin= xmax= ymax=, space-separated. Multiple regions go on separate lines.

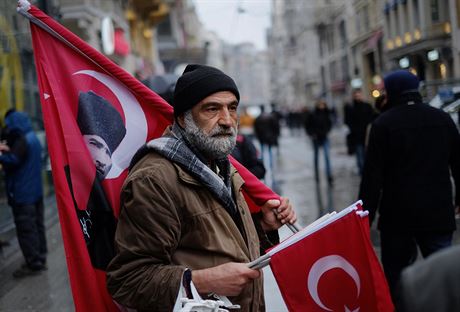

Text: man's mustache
xmin=210 ymin=126 xmax=236 ymax=136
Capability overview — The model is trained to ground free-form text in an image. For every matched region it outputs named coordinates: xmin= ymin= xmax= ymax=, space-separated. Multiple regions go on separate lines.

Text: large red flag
xmin=18 ymin=2 xmax=278 ymax=311
xmin=269 ymin=206 xmax=393 ymax=312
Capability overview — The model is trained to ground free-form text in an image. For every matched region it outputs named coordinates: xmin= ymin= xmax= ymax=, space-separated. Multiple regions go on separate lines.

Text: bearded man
xmin=106 ymin=64 xmax=296 ymax=311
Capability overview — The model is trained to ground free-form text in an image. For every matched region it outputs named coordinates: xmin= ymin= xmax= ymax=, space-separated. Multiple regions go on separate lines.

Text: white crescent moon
xmin=307 ymin=255 xmax=360 ymax=311
xmin=73 ymin=70 xmax=147 ymax=179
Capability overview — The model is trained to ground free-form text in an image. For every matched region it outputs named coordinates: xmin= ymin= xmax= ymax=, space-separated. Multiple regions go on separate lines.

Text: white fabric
xmin=173 ymin=270 xmax=239 ymax=312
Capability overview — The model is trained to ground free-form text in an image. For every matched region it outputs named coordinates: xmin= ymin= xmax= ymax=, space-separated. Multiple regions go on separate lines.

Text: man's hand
xmin=260 ymin=197 xmax=297 ymax=231
xmin=192 ymin=262 xmax=260 ymax=297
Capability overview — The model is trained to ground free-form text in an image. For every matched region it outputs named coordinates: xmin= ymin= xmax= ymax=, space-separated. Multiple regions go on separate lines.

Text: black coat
xmin=231 ymin=135 xmax=266 ymax=179
xmin=359 ymin=99 xmax=460 ymax=232
xmin=344 ymin=100 xmax=375 ymax=146
xmin=304 ymin=108 xmax=332 ymax=143
xmin=254 ymin=113 xmax=280 ymax=146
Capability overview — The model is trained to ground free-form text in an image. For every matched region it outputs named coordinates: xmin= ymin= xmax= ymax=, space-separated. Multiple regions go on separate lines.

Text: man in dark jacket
xmin=344 ymin=89 xmax=375 ymax=175
xmin=254 ymin=106 xmax=280 ymax=187
xmin=305 ymin=99 xmax=333 ymax=184
xmin=107 ymin=64 xmax=296 ymax=311
xmin=359 ymin=70 xmax=460 ymax=299
xmin=0 ymin=110 xmax=47 ymax=277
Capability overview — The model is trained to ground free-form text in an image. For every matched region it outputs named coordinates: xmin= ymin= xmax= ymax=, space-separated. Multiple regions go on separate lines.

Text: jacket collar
xmin=174 ymin=162 xmax=244 ymax=192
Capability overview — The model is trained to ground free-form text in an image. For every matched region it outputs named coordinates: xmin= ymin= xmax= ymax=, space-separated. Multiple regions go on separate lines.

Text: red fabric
xmin=114 ymin=29 xmax=130 ymax=56
xmin=270 ymin=210 xmax=393 ymax=312
xmin=25 ymin=4 xmax=277 ymax=311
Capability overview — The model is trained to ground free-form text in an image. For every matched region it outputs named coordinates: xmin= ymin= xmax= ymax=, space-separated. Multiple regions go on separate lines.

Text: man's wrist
xmin=191 ymin=268 xmax=212 ymax=295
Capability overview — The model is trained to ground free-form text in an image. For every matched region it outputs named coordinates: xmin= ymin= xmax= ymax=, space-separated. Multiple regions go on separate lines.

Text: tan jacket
xmin=106 ymin=151 xmax=264 ymax=312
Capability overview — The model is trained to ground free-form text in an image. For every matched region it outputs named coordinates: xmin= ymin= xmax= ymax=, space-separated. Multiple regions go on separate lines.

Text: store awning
xmin=366 ymin=30 xmax=383 ymax=50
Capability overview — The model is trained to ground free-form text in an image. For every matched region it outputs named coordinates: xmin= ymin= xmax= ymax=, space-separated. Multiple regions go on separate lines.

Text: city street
xmin=0 ymin=125 xmax=457 ymax=311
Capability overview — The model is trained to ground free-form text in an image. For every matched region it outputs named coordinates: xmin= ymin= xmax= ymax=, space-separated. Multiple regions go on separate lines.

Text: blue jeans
xmin=380 ymin=229 xmax=453 ymax=298
xmin=355 ymin=143 xmax=365 ymax=175
xmin=313 ymin=138 xmax=332 ymax=179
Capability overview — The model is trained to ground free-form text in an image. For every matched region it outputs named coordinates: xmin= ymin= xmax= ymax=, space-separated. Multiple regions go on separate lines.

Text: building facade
xmin=268 ymin=0 xmax=322 ymax=110
xmin=314 ymin=0 xmax=354 ymax=110
xmin=383 ymin=0 xmax=453 ymax=98
xmin=156 ymin=0 xmax=208 ymax=74
xmin=224 ymin=43 xmax=270 ymax=109
xmin=349 ymin=0 xmax=385 ymax=99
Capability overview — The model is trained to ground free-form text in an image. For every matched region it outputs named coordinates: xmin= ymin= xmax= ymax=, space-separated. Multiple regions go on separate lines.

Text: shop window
xmin=431 ymin=0 xmax=440 ymax=22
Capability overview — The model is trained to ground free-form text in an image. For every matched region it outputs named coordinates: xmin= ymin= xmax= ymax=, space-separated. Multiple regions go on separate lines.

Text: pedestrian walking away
xmin=254 ymin=105 xmax=281 ymax=188
xmin=344 ymin=89 xmax=375 ymax=175
xmin=304 ymin=99 xmax=334 ymax=185
xmin=359 ymin=70 xmax=460 ymax=300
xmin=0 ymin=109 xmax=47 ymax=278
xmin=106 ymin=64 xmax=296 ymax=311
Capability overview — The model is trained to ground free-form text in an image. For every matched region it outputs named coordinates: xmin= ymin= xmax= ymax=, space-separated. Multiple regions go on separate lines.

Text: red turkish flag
xmin=20 ymin=2 xmax=279 ymax=311
xmin=269 ymin=207 xmax=393 ymax=312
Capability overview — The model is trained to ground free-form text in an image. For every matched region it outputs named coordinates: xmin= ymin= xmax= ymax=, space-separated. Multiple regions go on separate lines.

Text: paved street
xmin=0 ymin=125 xmax=458 ymax=311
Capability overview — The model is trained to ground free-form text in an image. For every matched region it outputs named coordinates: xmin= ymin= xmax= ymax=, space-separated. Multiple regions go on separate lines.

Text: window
xmin=339 ymin=20 xmax=347 ymax=48
xmin=327 ymin=26 xmax=335 ymax=53
xmin=431 ymin=0 xmax=440 ymax=22
xmin=413 ymin=0 xmax=420 ymax=26
xmin=341 ymin=55 xmax=349 ymax=81
xmin=363 ymin=5 xmax=370 ymax=31
xmin=329 ymin=60 xmax=337 ymax=82
xmin=157 ymin=16 xmax=172 ymax=37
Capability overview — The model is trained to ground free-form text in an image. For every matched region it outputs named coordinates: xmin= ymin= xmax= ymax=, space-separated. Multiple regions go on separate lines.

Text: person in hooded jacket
xmin=358 ymin=70 xmax=460 ymax=300
xmin=304 ymin=99 xmax=334 ymax=184
xmin=0 ymin=110 xmax=47 ymax=277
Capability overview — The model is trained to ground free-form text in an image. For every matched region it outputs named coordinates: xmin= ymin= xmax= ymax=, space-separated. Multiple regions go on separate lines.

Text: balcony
xmin=130 ymin=0 xmax=169 ymax=25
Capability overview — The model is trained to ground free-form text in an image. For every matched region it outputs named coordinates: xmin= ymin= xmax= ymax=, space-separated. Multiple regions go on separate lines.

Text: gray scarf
xmin=146 ymin=123 xmax=237 ymax=215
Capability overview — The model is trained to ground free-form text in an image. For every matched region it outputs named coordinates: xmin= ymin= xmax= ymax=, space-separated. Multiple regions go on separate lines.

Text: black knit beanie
xmin=173 ymin=64 xmax=240 ymax=117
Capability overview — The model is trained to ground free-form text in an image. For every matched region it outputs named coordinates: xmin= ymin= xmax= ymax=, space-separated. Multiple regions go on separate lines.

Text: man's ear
xmin=177 ymin=114 xmax=185 ymax=128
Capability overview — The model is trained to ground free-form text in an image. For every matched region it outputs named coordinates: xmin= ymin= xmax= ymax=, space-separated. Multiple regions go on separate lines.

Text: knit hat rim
xmin=175 ymin=72 xmax=240 ymax=98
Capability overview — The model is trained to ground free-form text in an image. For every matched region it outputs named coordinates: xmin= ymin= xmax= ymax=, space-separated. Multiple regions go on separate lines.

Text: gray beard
xmin=183 ymin=110 xmax=237 ymax=159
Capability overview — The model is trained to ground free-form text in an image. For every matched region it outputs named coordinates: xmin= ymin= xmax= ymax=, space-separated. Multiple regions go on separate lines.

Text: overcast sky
xmin=193 ymin=0 xmax=272 ymax=50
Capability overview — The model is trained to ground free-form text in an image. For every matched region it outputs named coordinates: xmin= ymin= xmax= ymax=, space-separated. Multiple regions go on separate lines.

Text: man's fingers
xmin=246 ymin=269 xmax=261 ymax=279
xmin=276 ymin=197 xmax=290 ymax=211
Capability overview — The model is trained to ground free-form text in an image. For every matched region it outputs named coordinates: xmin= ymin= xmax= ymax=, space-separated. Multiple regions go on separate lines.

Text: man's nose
xmin=218 ymin=108 xmax=233 ymax=126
